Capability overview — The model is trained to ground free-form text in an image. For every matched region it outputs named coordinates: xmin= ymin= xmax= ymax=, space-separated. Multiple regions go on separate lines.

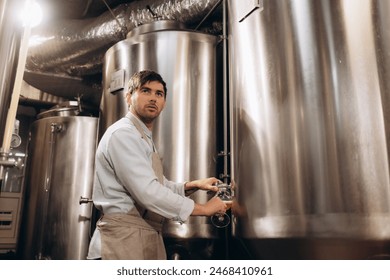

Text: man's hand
xmin=184 ymin=177 xmax=221 ymax=195
xmin=191 ymin=196 xmax=227 ymax=216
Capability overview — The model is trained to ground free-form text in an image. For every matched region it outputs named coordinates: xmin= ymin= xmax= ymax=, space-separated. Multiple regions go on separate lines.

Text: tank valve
xmin=215 ymin=183 xmax=233 ymax=200
xmin=79 ymin=196 xmax=93 ymax=204
xmin=211 ymin=183 xmax=233 ymax=228
xmin=50 ymin=123 xmax=63 ymax=133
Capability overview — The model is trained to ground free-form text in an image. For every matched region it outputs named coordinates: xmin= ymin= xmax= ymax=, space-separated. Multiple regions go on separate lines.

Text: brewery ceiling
xmin=24 ymin=0 xmax=223 ymax=107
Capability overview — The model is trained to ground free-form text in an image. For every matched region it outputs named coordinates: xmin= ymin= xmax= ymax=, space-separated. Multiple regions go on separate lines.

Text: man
xmin=87 ymin=70 xmax=227 ymax=260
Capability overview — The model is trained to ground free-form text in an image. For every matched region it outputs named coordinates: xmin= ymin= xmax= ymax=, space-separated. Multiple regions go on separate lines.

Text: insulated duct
xmin=25 ymin=0 xmax=222 ymax=78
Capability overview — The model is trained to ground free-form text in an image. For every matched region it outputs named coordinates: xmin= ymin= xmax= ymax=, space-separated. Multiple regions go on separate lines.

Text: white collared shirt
xmin=87 ymin=112 xmax=194 ymax=259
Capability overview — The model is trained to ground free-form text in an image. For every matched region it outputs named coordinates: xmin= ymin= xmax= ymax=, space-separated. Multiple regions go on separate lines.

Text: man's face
xmin=128 ymin=81 xmax=166 ymax=127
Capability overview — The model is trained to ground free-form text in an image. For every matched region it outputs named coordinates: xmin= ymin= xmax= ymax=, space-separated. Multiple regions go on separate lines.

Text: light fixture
xmin=21 ymin=0 xmax=43 ymax=28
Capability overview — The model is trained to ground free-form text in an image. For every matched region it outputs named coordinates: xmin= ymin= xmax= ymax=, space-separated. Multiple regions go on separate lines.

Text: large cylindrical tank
xmin=228 ymin=0 xmax=390 ymax=259
xmin=101 ymin=20 xmax=220 ymax=258
xmin=20 ymin=106 xmax=98 ymax=259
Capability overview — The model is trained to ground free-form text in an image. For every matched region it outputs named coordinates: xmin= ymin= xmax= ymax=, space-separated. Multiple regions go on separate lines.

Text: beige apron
xmin=98 ymin=114 xmax=166 ymax=260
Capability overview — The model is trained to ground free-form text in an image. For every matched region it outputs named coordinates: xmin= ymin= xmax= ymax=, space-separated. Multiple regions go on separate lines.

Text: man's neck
xmin=129 ymin=110 xmax=154 ymax=131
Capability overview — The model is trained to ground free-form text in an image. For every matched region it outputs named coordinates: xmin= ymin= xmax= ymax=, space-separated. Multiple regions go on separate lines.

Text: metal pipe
xmin=0 ymin=151 xmax=24 ymax=184
xmin=194 ymin=0 xmax=222 ymax=30
xmin=36 ymin=122 xmax=62 ymax=259
xmin=101 ymin=0 xmax=127 ymax=36
xmin=1 ymin=0 xmax=32 ymax=178
xmin=0 ymin=0 xmax=24 ymax=149
xmin=79 ymin=196 xmax=93 ymax=204
xmin=221 ymin=0 xmax=230 ymax=260
xmin=0 ymin=158 xmax=24 ymax=169
xmin=222 ymin=0 xmax=229 ymax=184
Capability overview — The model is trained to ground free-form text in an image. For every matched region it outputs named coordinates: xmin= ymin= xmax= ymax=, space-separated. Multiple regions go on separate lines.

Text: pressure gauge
xmin=11 ymin=133 xmax=22 ymax=148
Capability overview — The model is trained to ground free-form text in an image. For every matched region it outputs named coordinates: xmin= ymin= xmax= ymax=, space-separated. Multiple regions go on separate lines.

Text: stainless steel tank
xmin=20 ymin=105 xmax=98 ymax=259
xmin=228 ymin=0 xmax=390 ymax=259
xmin=101 ymin=20 xmax=220 ymax=258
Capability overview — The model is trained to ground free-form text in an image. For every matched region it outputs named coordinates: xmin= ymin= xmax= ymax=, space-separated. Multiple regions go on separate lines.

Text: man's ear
xmin=126 ymin=92 xmax=132 ymax=106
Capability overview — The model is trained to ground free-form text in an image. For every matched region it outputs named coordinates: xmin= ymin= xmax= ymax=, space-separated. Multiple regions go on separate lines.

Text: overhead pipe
xmin=26 ymin=0 xmax=222 ymax=78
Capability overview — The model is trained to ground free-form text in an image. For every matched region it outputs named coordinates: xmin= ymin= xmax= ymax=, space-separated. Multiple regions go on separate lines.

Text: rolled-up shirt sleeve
xmin=163 ymin=178 xmax=186 ymax=195
xmin=106 ymin=128 xmax=194 ymax=222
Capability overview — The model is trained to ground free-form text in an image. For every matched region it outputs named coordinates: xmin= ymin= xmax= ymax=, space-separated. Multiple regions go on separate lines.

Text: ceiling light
xmin=21 ymin=0 xmax=43 ymax=27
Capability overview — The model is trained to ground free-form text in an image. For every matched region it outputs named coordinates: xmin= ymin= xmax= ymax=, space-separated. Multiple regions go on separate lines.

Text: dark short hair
xmin=127 ymin=70 xmax=167 ymax=98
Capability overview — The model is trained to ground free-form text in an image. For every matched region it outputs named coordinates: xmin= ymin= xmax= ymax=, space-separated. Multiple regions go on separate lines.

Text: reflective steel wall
xmin=228 ymin=0 xmax=390 ymax=246
xmin=0 ymin=0 xmax=24 ymax=147
xmin=21 ymin=114 xmax=98 ymax=259
xmin=101 ymin=21 xmax=219 ymax=243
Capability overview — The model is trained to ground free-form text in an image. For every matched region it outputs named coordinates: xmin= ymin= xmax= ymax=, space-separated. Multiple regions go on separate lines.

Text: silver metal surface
xmin=126 ymin=20 xmax=187 ymax=37
xmin=37 ymin=101 xmax=82 ymax=119
xmin=0 ymin=0 xmax=24 ymax=148
xmin=228 ymin=0 xmax=390 ymax=244
xmin=25 ymin=0 xmax=221 ymax=78
xmin=101 ymin=21 xmax=219 ymax=239
xmin=21 ymin=114 xmax=98 ymax=259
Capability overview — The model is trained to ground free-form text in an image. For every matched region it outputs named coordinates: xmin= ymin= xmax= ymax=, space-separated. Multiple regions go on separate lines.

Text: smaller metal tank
xmin=19 ymin=102 xmax=98 ymax=259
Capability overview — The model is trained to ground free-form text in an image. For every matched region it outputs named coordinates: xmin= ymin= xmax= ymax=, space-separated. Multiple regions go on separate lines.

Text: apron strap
xmin=127 ymin=113 xmax=166 ymax=224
